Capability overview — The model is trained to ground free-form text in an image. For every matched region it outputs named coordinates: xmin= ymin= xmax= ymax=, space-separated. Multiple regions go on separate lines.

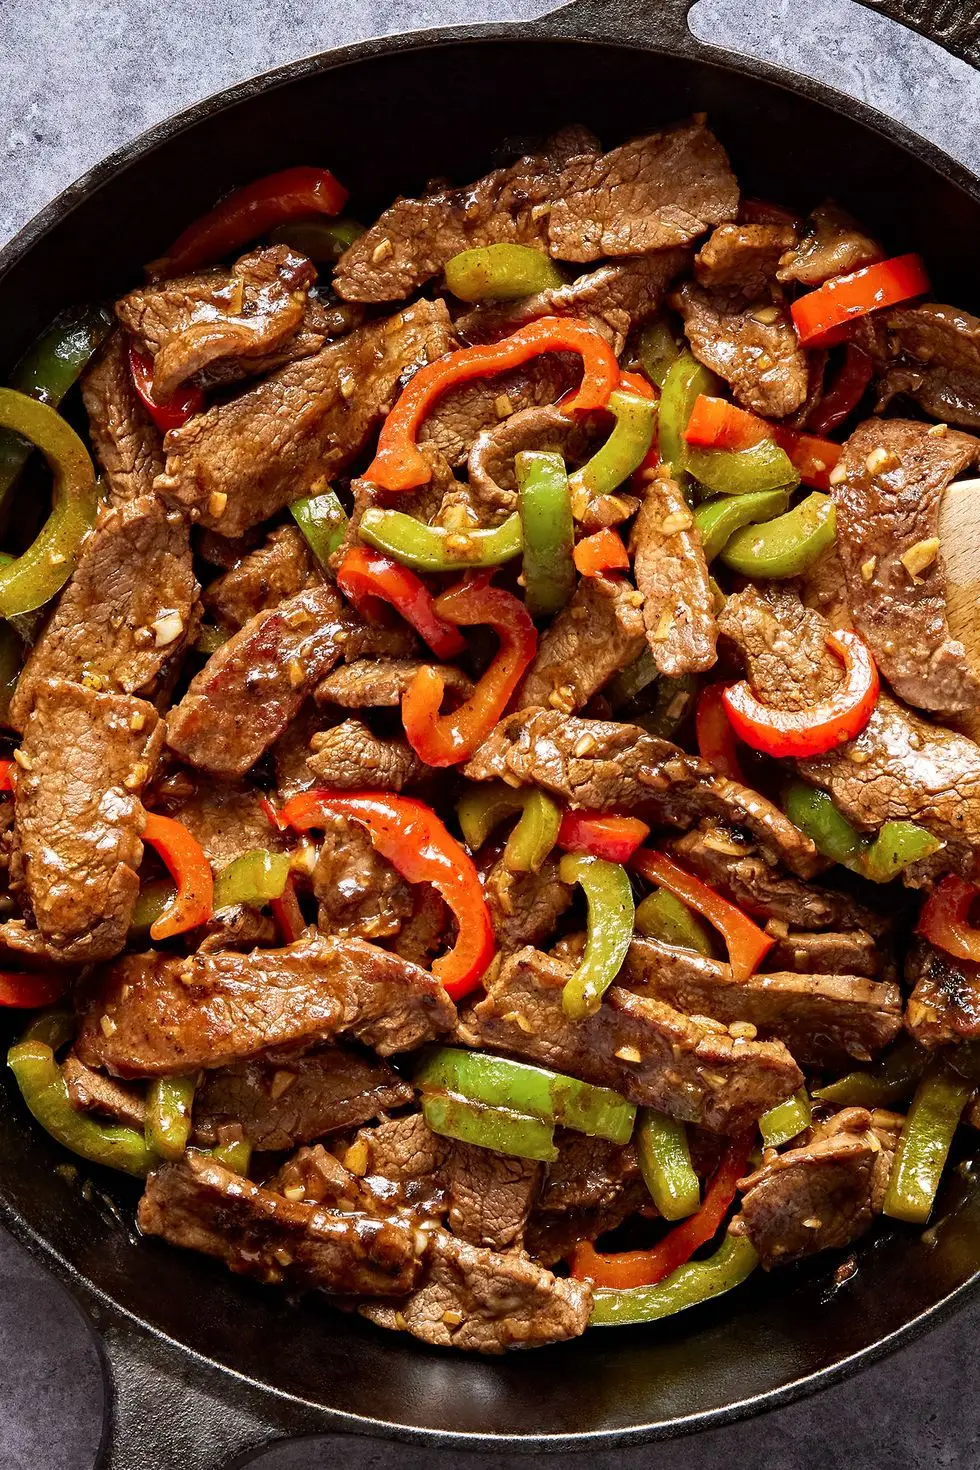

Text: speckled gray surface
xmin=2 ymin=2 xmax=980 ymax=1467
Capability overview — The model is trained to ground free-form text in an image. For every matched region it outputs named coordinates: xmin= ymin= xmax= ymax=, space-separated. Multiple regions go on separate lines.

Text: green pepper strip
xmin=568 ymin=390 xmax=657 ymax=504
xmin=421 ymin=1091 xmax=558 ymax=1162
xmin=0 ymin=390 xmax=98 ymax=617
xmin=559 ymin=853 xmax=635 ymax=1020
xmin=589 ymin=1233 xmax=759 ymax=1327
xmin=457 ymin=783 xmax=525 ymax=850
xmin=194 ymin=624 xmax=229 ymax=655
xmin=145 ymin=1075 xmax=196 ymax=1162
xmin=359 ymin=507 xmax=523 ymax=574
xmin=290 ymin=487 xmax=349 ymax=571
xmin=860 ymin=821 xmax=943 ymax=883
xmin=883 ymin=1062 xmax=971 ymax=1224
xmin=658 ymin=352 xmax=719 ymax=491
xmin=415 ymin=1047 xmax=636 ymax=1145
xmin=606 ymin=648 xmax=659 ymax=710
xmin=0 ymin=623 xmax=22 ymax=726
xmin=211 ymin=1138 xmax=252 ymax=1174
xmin=632 ymin=673 xmax=699 ymax=740
xmin=814 ymin=1035 xmax=929 ymax=1108
xmin=784 ymin=782 xmax=941 ymax=881
xmin=686 ymin=438 xmax=799 ymax=498
xmin=759 ymin=1088 xmax=812 ymax=1149
xmin=20 ymin=1007 xmax=74 ymax=1052
xmin=637 ymin=1109 xmax=700 ymax=1220
xmin=515 ymin=450 xmax=576 ymax=619
xmin=269 ymin=217 xmax=365 ymax=262
xmin=8 ymin=1041 xmax=153 ymax=1177
xmin=444 ymin=243 xmax=564 ymax=302
xmin=720 ymin=490 xmax=836 ymax=579
xmin=694 ymin=489 xmax=791 ymax=562
xmin=637 ymin=318 xmax=682 ymax=390
xmin=130 ymin=877 xmax=178 ymax=937
xmin=212 ymin=849 xmax=290 ymax=910
xmin=456 ymin=782 xmax=559 ymax=874
xmin=635 ymin=888 xmax=714 ymax=956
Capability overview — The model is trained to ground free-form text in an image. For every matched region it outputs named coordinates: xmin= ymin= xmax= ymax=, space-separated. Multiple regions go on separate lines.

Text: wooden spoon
xmin=938 ymin=475 xmax=980 ymax=742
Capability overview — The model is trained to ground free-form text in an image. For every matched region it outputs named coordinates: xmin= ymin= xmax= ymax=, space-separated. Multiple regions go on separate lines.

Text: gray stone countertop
xmin=2 ymin=1 xmax=980 ymax=1465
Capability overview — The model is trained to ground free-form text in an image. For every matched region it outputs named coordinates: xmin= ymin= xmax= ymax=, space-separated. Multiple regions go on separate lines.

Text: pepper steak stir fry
xmin=4 ymin=117 xmax=980 ymax=1352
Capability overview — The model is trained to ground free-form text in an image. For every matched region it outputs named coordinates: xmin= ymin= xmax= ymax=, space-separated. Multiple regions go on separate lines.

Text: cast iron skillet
xmin=2 ymin=1 xmax=980 ymax=1464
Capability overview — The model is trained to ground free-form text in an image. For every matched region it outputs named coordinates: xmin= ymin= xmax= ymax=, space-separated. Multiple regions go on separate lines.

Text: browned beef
xmin=268 ymin=1143 xmax=376 ymax=1208
xmin=630 ymin=468 xmax=717 ymax=675
xmin=13 ymin=680 xmax=163 ymax=963
xmin=472 ymin=948 xmax=802 ymax=1132
xmin=8 ymin=496 xmax=199 ymax=731
xmin=484 ymin=853 xmax=573 ymax=952
xmin=717 ymin=583 xmax=839 ymax=709
xmin=116 ymin=247 xmax=319 ymax=398
xmin=776 ymin=203 xmax=882 ymax=287
xmin=464 ymin=708 xmax=820 ymax=876
xmin=391 ymin=883 xmax=451 ymax=969
xmin=905 ymin=935 xmax=980 ymax=1045
xmin=524 ymin=1134 xmax=648 ymax=1266
xmin=312 ymin=812 xmax=412 ymax=939
xmin=870 ymin=303 xmax=980 ymax=430
xmin=75 ymin=935 xmax=457 ymax=1076
xmin=358 ymin=1111 xmax=444 ymax=1186
xmin=166 ymin=584 xmax=349 ymax=777
xmin=80 ymin=331 xmax=165 ymax=507
xmin=335 ymin=119 xmax=737 ymax=302
xmin=62 ymin=1054 xmax=147 ymax=1130
xmin=695 ymin=222 xmax=798 ymax=296
xmin=624 ymin=935 xmax=902 ymax=1067
xmin=197 ymin=905 xmax=278 ymax=953
xmin=138 ymin=1152 xmax=422 ymax=1296
xmin=151 ymin=776 xmax=284 ymax=870
xmin=465 ymin=405 xmax=596 ymax=522
xmin=419 ymin=354 xmax=582 ymax=469
xmin=359 ymin=1229 xmax=590 ymax=1352
xmin=766 ymin=929 xmax=880 ymax=978
xmin=513 ymin=575 xmax=646 ymax=713
xmin=316 ymin=658 xmax=472 ymax=709
xmin=307 ymin=720 xmax=423 ymax=791
xmin=203 ymin=525 xmax=320 ymax=632
xmin=674 ymin=280 xmax=809 ymax=418
xmin=193 ymin=1045 xmax=413 ymax=1152
xmin=155 ymin=298 xmax=454 ymax=537
xmin=830 ymin=418 xmax=980 ymax=714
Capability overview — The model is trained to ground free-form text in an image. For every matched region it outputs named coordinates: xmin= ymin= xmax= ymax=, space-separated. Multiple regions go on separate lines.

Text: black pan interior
xmin=1 ymin=32 xmax=979 ymax=1443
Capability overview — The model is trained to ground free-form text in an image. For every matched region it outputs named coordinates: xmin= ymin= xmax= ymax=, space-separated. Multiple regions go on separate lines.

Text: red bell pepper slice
xmin=791 ymin=252 xmax=930 ymax=348
xmin=723 ymin=629 xmax=879 ymax=760
xmin=402 ymin=574 xmax=537 ymax=767
xmin=151 ymin=166 xmax=349 ymax=277
xmin=366 ymin=317 xmax=621 ymax=492
xmin=806 ymin=343 xmax=874 ymax=436
xmin=336 ymin=546 xmax=465 ymax=661
xmin=696 ymin=683 xmax=744 ymax=783
xmin=618 ymin=370 xmax=658 ymax=401
xmin=916 ymin=876 xmax=980 ymax=965
xmin=683 ymin=393 xmax=841 ymax=492
xmin=557 ymin=811 xmax=650 ymax=864
xmin=270 ymin=873 xmax=306 ymax=945
xmin=630 ymin=848 xmax=773 ymax=980
xmin=0 ymin=759 xmax=14 ymax=793
xmin=572 ymin=528 xmax=630 ymax=578
xmin=280 ymin=790 xmax=494 ymax=1000
xmin=129 ymin=345 xmax=205 ymax=434
xmin=570 ymin=1132 xmax=753 ymax=1288
xmin=0 ymin=972 xmax=67 ymax=1008
xmin=141 ymin=812 xmax=215 ymax=940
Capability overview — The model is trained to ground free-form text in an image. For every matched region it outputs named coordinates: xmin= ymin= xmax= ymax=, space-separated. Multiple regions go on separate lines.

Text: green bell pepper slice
xmin=504 ymin=789 xmax=561 ymax=874
xmin=8 ymin=1040 xmax=153 ymax=1177
xmin=290 ymin=487 xmax=349 ymax=570
xmin=269 ymin=217 xmax=365 ymax=262
xmin=568 ymin=389 xmax=657 ymax=504
xmin=720 ymin=491 xmax=836 ymax=579
xmin=559 ymin=853 xmax=635 ymax=1020
xmin=814 ymin=1035 xmax=930 ymax=1109
xmin=860 ymin=821 xmax=943 ymax=883
xmin=359 ymin=507 xmax=522 ymax=573
xmin=636 ymin=318 xmax=683 ymax=390
xmin=194 ymin=623 xmax=229 ymax=656
xmin=685 ymin=439 xmax=799 ymax=498
xmin=145 ymin=1075 xmax=196 ymax=1162
xmin=515 ymin=450 xmax=576 ymax=619
xmin=210 ymin=1138 xmax=252 ymax=1174
xmin=589 ymin=1233 xmax=759 ymax=1326
xmin=658 ymin=352 xmax=718 ymax=490
xmin=637 ymin=1109 xmax=700 ymax=1220
xmin=457 ymin=783 xmax=526 ymax=850
xmin=212 ymin=849 xmax=290 ymax=910
xmin=0 ymin=389 xmax=98 ymax=617
xmin=130 ymin=877 xmax=178 ymax=938
xmin=633 ymin=673 xmax=699 ymax=740
xmin=634 ymin=887 xmax=714 ymax=956
xmin=415 ymin=1047 xmax=636 ymax=1144
xmin=694 ymin=488 xmax=791 ymax=562
xmin=421 ymin=1092 xmax=558 ymax=1162
xmin=785 ymin=783 xmax=941 ymax=882
xmin=883 ymin=1062 xmax=971 ymax=1224
xmin=443 ymin=243 xmax=564 ymax=302
xmin=759 ymin=1088 xmax=812 ymax=1149
xmin=20 ymin=1007 xmax=74 ymax=1053
xmin=606 ymin=648 xmax=659 ymax=710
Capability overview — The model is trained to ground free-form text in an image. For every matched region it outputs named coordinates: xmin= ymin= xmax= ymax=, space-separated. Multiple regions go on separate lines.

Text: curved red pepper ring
xmin=336 ymin=546 xmax=465 ymax=661
xmin=402 ymin=574 xmax=537 ymax=767
xmin=630 ymin=848 xmax=773 ymax=981
xmin=683 ymin=393 xmax=841 ymax=492
xmin=557 ymin=811 xmax=650 ymax=864
xmin=366 ymin=316 xmax=621 ymax=493
xmin=0 ymin=759 xmax=14 ymax=793
xmin=916 ymin=876 xmax=980 ymax=965
xmin=571 ymin=1132 xmax=753 ymax=1288
xmin=141 ymin=812 xmax=215 ymax=940
xmin=129 ymin=345 xmax=205 ymax=434
xmin=807 ymin=343 xmax=874 ymax=436
xmin=696 ymin=682 xmax=744 ymax=784
xmin=791 ymin=252 xmax=929 ymax=348
xmin=722 ymin=630 xmax=880 ymax=760
xmin=279 ymin=790 xmax=494 ymax=1001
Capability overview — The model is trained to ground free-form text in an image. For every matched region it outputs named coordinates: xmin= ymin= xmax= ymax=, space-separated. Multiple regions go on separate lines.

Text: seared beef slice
xmin=203 ymin=524 xmax=320 ymax=632
xmin=81 ymin=331 xmax=165 ymax=507
xmin=630 ymin=467 xmax=717 ymax=675
xmin=513 ymin=574 xmax=645 ymax=712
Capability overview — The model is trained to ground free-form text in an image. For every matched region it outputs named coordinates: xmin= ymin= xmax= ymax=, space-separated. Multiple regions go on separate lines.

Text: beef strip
xmin=695 ymin=222 xmax=798 ymax=296
xmin=315 ymin=658 xmax=472 ymax=710
xmin=203 ymin=525 xmax=321 ymax=632
xmin=624 ymin=935 xmax=901 ymax=1067
xmin=334 ymin=119 xmax=737 ymax=302
xmin=197 ymin=905 xmax=278 ymax=954
xmin=390 ymin=883 xmax=451 ymax=969
xmin=766 ymin=929 xmax=881 ymax=979
xmin=138 ymin=1152 xmax=422 ymax=1296
xmin=831 ymin=417 xmax=980 ymax=714
xmin=464 ymin=707 xmax=821 ymax=876
xmin=524 ymin=1134 xmax=648 ymax=1266
xmin=12 ymin=680 xmax=163 ymax=963
xmin=155 ymin=298 xmax=455 ymax=537
xmin=80 ymin=331 xmax=166 ymax=507
xmin=150 ymin=776 xmax=284 ymax=870
xmin=717 ymin=583 xmax=840 ymax=708
xmin=870 ymin=303 xmax=980 ymax=430
xmin=674 ymin=279 xmax=809 ymax=418
xmin=312 ymin=812 xmax=413 ymax=940
xmin=359 ymin=1229 xmax=590 ymax=1352
xmin=484 ymin=853 xmax=573 ymax=952
xmin=776 ymin=204 xmax=882 ymax=287
xmin=513 ymin=574 xmax=646 ymax=713
xmin=630 ymin=467 xmax=717 ymax=675
xmin=307 ymin=720 xmax=424 ymax=792
xmin=8 ymin=495 xmax=199 ymax=731
xmin=166 ymin=584 xmax=350 ymax=777
xmin=75 ymin=935 xmax=457 ymax=1076
xmin=472 ymin=947 xmax=802 ymax=1132
xmin=905 ymin=935 xmax=980 ymax=1045
xmin=465 ymin=405 xmax=596 ymax=522
xmin=193 ymin=1045 xmax=413 ymax=1151
xmin=419 ymin=354 xmax=582 ymax=469
xmin=116 ymin=246 xmax=319 ymax=398
xmin=62 ymin=1054 xmax=147 ymax=1131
